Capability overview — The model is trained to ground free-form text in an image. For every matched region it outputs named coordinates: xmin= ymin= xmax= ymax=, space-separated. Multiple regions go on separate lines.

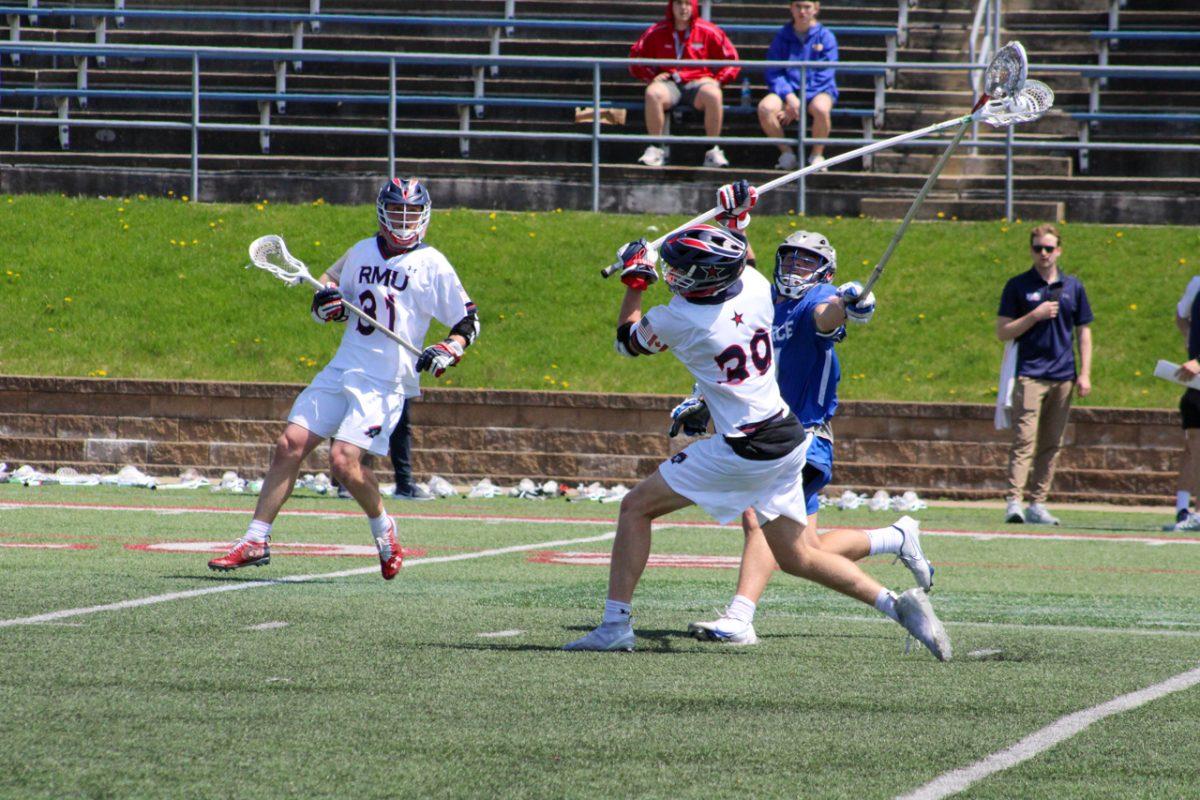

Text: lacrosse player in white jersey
xmin=564 ymin=193 xmax=951 ymax=660
xmin=209 ymin=178 xmax=479 ymax=580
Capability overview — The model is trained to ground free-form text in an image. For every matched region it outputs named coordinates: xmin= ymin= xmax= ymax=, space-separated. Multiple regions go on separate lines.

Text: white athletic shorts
xmin=658 ymin=432 xmax=813 ymax=525
xmin=287 ymin=366 xmax=406 ymax=457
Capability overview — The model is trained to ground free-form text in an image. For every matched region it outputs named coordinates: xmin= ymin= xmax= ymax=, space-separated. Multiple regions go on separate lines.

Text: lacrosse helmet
xmin=774 ymin=230 xmax=836 ymax=299
xmin=376 ymin=177 xmax=431 ymax=250
xmin=659 ymin=224 xmax=748 ymax=299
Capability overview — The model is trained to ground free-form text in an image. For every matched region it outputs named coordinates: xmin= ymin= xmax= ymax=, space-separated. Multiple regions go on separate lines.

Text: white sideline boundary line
xmin=895 ymin=664 xmax=1200 ymax=800
xmin=0 ymin=531 xmax=615 ymax=629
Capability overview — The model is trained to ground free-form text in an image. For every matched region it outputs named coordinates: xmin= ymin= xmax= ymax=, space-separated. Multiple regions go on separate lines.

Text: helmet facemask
xmin=378 ymin=202 xmax=430 ymax=249
xmin=774 ymin=231 xmax=836 ymax=299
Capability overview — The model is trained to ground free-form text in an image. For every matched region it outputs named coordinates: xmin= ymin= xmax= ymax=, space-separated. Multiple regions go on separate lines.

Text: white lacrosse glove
xmin=311 ymin=283 xmax=347 ymax=323
xmin=668 ymin=385 xmax=710 ymax=437
xmin=616 ymin=239 xmax=659 ymax=292
xmin=715 ymin=179 xmax=758 ymax=231
xmin=416 ymin=339 xmax=464 ymax=377
xmin=837 ymin=281 xmax=876 ymax=324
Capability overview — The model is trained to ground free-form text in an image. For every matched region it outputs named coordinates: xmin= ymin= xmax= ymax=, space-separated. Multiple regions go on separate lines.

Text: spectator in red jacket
xmin=629 ymin=0 xmax=740 ymax=168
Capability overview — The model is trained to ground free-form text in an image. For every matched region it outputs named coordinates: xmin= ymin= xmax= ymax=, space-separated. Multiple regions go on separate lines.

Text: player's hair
xmin=1029 ymin=223 xmax=1060 ymax=247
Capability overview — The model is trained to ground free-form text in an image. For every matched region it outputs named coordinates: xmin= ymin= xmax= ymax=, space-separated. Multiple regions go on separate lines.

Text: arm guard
xmin=615 ymin=321 xmax=654 ymax=358
xmin=449 ymin=307 xmax=480 ymax=348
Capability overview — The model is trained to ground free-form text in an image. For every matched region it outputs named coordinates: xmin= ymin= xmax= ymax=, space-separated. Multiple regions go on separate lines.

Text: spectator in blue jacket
xmin=757 ymin=1 xmax=838 ymax=170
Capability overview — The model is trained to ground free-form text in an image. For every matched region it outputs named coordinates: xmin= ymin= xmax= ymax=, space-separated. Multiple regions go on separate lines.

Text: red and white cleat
xmin=373 ymin=517 xmax=403 ymax=580
xmin=208 ymin=538 xmax=270 ymax=572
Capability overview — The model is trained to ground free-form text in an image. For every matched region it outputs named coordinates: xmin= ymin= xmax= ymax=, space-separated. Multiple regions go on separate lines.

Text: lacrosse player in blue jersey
xmin=564 ymin=180 xmax=950 ymax=660
xmin=681 ymin=182 xmax=935 ymax=645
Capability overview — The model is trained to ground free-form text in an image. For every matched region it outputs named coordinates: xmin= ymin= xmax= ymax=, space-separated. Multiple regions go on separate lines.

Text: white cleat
xmin=688 ymin=616 xmax=759 ymax=646
xmin=1173 ymin=512 xmax=1200 ymax=532
xmin=563 ymin=621 xmax=635 ymax=652
xmin=894 ymin=588 xmax=952 ymax=662
xmin=892 ymin=515 xmax=934 ymax=592
xmin=1004 ymin=500 xmax=1025 ymax=524
xmin=1025 ymin=503 xmax=1060 ymax=526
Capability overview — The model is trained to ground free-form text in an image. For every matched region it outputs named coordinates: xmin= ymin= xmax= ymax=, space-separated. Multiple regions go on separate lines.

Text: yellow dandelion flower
xmin=1129 ymin=303 xmax=1138 ymax=311
xmin=1181 ymin=258 xmax=1188 ymax=266
xmin=562 ymin=381 xmax=570 ymax=388
xmin=181 ymin=195 xmax=189 ymax=203
xmin=936 ymin=211 xmax=945 ymax=219
xmin=1115 ymin=231 xmax=1124 ymax=238
xmin=488 ymin=212 xmax=496 ymax=220
xmin=529 ymin=232 xmax=536 ymax=238
xmin=64 ymin=297 xmax=72 ymax=303
xmin=1134 ymin=370 xmax=1142 ymax=376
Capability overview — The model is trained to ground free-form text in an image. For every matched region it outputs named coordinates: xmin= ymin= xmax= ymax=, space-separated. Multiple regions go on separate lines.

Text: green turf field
xmin=2 ymin=485 xmax=1198 ymax=799
xmin=4 ymin=193 xmax=1198 ymax=406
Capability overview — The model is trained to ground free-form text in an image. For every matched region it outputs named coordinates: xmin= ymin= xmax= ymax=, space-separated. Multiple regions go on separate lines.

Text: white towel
xmin=995 ymin=341 xmax=1017 ymax=430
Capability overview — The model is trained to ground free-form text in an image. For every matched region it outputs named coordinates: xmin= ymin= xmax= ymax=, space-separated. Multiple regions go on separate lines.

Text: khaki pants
xmin=1006 ymin=376 xmax=1075 ymax=505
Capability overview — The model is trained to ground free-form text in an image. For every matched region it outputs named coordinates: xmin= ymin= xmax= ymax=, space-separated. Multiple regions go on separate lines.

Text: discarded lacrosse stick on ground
xmin=246 ymin=234 xmax=423 ymax=356
xmin=601 ymin=40 xmax=1055 ymax=279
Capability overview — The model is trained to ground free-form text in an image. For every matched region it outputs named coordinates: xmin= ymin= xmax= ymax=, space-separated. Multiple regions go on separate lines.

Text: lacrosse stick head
xmin=980 ymin=79 xmax=1055 ymax=128
xmin=984 ymin=41 xmax=1028 ymax=101
xmin=247 ymin=235 xmax=313 ymax=287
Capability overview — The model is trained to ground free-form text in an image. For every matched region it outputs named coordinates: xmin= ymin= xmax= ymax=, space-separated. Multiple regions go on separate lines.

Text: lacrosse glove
xmin=616 ymin=239 xmax=659 ymax=292
xmin=715 ymin=179 xmax=758 ymax=232
xmin=669 ymin=391 xmax=711 ymax=437
xmin=311 ymin=284 xmax=347 ymax=323
xmin=416 ymin=339 xmax=464 ymax=377
xmin=837 ymin=281 xmax=876 ymax=324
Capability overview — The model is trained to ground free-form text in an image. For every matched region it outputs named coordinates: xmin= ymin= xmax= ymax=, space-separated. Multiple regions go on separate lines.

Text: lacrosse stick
xmin=600 ymin=41 xmax=1054 ymax=279
xmin=247 ymin=234 xmax=423 ymax=357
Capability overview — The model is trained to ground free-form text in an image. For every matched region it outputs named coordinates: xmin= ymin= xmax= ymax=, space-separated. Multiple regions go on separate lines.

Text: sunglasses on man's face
xmin=1031 ymin=244 xmax=1057 ymax=253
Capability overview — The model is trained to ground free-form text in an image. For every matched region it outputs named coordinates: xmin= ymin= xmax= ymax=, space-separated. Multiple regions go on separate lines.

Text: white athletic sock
xmin=368 ymin=514 xmax=392 ymax=537
xmin=1177 ymin=491 xmax=1191 ymax=513
xmin=244 ymin=520 xmax=271 ymax=543
xmin=725 ymin=594 xmax=757 ymax=623
xmin=874 ymin=588 xmax=899 ymax=622
xmin=603 ymin=599 xmax=632 ymax=625
xmin=867 ymin=524 xmax=904 ymax=556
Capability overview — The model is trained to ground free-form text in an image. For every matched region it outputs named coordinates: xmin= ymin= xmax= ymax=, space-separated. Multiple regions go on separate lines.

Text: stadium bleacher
xmin=0 ymin=0 xmax=1197 ymax=222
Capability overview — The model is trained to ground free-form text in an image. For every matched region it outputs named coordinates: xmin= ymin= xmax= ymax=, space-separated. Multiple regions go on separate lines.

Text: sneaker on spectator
xmin=703 ymin=145 xmax=730 ymax=168
xmin=775 ymin=149 xmax=798 ymax=171
xmin=1004 ymin=500 xmax=1025 ymax=524
xmin=638 ymin=145 xmax=666 ymax=167
xmin=1025 ymin=503 xmax=1060 ymax=526
xmin=393 ymin=483 xmax=434 ymax=501
xmin=808 ymin=153 xmax=827 ymax=171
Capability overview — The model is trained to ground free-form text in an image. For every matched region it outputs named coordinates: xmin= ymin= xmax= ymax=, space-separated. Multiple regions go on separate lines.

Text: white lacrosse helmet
xmin=376 ymin=177 xmax=431 ymax=250
xmin=774 ymin=230 xmax=837 ymax=299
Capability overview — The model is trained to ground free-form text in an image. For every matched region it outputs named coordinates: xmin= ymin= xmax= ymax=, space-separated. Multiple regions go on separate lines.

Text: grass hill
xmin=5 ymin=193 xmax=1197 ymax=408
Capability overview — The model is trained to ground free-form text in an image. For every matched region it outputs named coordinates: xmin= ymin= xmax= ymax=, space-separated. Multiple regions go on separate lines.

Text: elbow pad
xmin=615 ymin=322 xmax=639 ymax=358
xmin=450 ymin=307 xmax=480 ymax=348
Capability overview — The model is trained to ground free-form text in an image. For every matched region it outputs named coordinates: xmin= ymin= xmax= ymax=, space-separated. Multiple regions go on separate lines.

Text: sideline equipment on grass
xmin=600 ymin=40 xmax=1054 ymax=280
xmin=247 ymin=234 xmax=423 ymax=357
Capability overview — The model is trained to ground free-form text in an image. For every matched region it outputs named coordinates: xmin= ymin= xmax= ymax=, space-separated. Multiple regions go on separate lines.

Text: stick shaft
xmin=297 ymin=272 xmax=424 ymax=357
xmin=599 ymin=112 xmax=972 ymax=278
xmin=860 ymin=119 xmax=971 ymax=297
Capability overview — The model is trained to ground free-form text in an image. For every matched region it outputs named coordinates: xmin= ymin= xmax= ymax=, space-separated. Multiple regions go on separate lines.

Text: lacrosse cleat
xmin=1004 ymin=500 xmax=1025 ymax=524
xmin=688 ymin=616 xmax=758 ymax=646
xmin=1024 ymin=503 xmax=1060 ymax=526
xmin=373 ymin=517 xmax=403 ymax=580
xmin=208 ymin=537 xmax=270 ymax=572
xmin=563 ymin=621 xmax=636 ymax=652
xmin=1175 ymin=512 xmax=1200 ymax=532
xmin=894 ymin=588 xmax=951 ymax=662
xmin=892 ymin=515 xmax=935 ymax=592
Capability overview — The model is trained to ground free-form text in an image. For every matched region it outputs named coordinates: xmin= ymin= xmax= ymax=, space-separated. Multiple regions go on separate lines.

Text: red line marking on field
xmin=0 ymin=542 xmax=95 ymax=550
xmin=125 ymin=542 xmax=427 ymax=559
xmin=1 ymin=500 xmax=1196 ymax=545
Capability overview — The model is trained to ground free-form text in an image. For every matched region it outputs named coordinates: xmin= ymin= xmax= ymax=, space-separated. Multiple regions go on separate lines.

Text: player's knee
xmin=328 ymin=448 xmax=358 ymax=482
xmin=273 ymin=432 xmax=307 ymax=463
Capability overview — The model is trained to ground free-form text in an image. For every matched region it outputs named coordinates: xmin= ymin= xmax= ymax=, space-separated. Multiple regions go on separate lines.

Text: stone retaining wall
xmin=0 ymin=375 xmax=1181 ymax=504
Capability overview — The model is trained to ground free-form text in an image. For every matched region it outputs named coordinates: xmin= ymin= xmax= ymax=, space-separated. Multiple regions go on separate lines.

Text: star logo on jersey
xmin=730 ymin=311 xmax=744 ymax=327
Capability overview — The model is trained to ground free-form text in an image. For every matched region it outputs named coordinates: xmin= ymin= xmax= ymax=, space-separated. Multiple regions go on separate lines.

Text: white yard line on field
xmin=894 ymin=664 xmax=1200 ymax=800
xmin=0 ymin=531 xmax=616 ymax=629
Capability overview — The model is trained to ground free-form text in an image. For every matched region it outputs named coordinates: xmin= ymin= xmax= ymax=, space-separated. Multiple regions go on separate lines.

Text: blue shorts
xmin=802 ymin=435 xmax=834 ymax=515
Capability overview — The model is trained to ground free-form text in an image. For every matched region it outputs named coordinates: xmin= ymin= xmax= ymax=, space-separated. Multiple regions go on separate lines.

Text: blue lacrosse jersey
xmin=772 ymin=283 xmax=841 ymax=427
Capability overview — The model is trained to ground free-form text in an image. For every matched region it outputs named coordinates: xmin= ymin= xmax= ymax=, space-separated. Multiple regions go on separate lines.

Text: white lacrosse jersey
xmin=634 ymin=268 xmax=789 ymax=437
xmin=324 ymin=236 xmax=474 ymax=395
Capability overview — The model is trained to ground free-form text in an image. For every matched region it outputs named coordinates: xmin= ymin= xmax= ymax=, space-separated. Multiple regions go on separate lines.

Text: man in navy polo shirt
xmin=997 ymin=224 xmax=1093 ymax=525
xmin=1169 ymin=276 xmax=1200 ymax=530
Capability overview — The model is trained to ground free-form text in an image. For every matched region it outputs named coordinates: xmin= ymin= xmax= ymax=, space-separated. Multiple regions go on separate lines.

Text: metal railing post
xmin=190 ymin=52 xmax=199 ymax=201
xmin=591 ymin=62 xmax=600 ymax=213
xmin=388 ymin=58 xmax=396 ymax=179
xmin=1005 ymin=124 xmax=1014 ymax=222
xmin=797 ymin=65 xmax=807 ymax=215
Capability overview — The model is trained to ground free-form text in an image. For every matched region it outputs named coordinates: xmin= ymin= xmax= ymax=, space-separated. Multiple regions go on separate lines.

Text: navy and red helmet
xmin=376 ymin=177 xmax=431 ymax=250
xmin=659 ymin=224 xmax=748 ymax=298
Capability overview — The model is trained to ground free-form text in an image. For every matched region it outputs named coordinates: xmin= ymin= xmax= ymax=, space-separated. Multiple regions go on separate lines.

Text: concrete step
xmin=872 ymin=151 xmax=1074 ymax=177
